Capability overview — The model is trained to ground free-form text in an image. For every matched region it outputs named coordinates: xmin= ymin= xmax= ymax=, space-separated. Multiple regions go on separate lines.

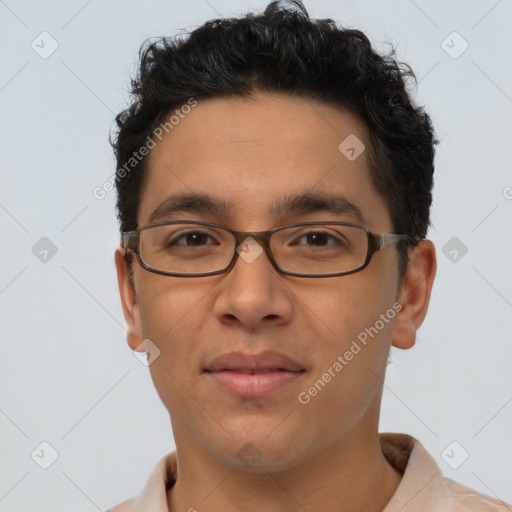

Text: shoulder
xmin=104 ymin=496 xmax=136 ymax=512
xmin=379 ymin=433 xmax=512 ymax=511
xmin=440 ymin=476 xmax=512 ymax=511
xmin=104 ymin=451 xmax=177 ymax=512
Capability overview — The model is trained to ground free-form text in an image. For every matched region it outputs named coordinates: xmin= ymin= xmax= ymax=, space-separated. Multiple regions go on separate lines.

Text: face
xmin=116 ymin=92 xmax=428 ymax=472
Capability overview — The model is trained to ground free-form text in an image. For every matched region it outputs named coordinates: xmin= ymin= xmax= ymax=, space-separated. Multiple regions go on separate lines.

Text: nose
xmin=212 ymin=236 xmax=294 ymax=331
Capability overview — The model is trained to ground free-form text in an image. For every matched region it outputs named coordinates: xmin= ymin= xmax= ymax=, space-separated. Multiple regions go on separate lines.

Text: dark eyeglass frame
xmin=121 ymin=220 xmax=415 ymax=278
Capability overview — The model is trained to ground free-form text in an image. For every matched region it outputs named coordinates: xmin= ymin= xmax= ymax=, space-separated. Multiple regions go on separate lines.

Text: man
xmin=107 ymin=1 xmax=512 ymax=510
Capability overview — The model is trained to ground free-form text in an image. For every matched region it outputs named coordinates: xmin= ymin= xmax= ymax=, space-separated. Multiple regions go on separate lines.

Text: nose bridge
xmin=233 ymin=229 xmax=270 ymax=246
xmin=214 ymin=228 xmax=293 ymax=330
xmin=231 ymin=229 xmax=275 ymax=271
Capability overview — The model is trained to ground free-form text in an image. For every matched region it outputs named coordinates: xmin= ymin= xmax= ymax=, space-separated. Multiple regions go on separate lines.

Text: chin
xmin=207 ymin=428 xmax=316 ymax=474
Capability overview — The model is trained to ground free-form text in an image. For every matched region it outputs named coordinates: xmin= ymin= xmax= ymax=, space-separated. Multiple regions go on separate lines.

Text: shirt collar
xmin=120 ymin=433 xmax=473 ymax=512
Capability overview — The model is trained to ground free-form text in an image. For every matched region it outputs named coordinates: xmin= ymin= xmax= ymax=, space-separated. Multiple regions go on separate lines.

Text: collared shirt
xmin=106 ymin=433 xmax=512 ymax=511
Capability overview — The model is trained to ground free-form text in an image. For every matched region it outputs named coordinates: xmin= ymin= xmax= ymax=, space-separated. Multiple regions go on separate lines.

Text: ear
xmin=391 ymin=240 xmax=436 ymax=350
xmin=114 ymin=247 xmax=145 ymax=352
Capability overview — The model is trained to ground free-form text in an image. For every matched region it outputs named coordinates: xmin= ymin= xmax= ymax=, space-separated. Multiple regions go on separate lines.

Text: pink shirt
xmin=106 ymin=433 xmax=512 ymax=511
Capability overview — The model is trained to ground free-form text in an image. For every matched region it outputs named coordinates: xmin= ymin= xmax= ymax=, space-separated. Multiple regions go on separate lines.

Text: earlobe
xmin=114 ymin=247 xmax=145 ymax=352
xmin=391 ymin=240 xmax=436 ymax=350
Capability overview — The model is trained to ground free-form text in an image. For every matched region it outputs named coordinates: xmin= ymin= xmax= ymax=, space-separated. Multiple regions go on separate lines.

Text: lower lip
xmin=206 ymin=370 xmax=304 ymax=398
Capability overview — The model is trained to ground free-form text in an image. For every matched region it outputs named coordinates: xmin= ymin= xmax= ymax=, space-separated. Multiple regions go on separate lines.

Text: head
xmin=113 ymin=0 xmax=437 ymax=471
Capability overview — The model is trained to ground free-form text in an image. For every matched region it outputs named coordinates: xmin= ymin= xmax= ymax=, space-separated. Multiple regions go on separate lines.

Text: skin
xmin=115 ymin=92 xmax=436 ymax=512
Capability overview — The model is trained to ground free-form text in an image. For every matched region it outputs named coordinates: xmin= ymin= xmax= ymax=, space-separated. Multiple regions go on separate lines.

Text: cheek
xmin=284 ymin=285 xmax=398 ymax=457
xmin=137 ymin=273 xmax=209 ymax=337
xmin=135 ymin=273 xmax=249 ymax=415
xmin=305 ymin=273 xmax=397 ymax=348
xmin=301 ymin=275 xmax=398 ymax=399
xmin=137 ymin=277 xmax=210 ymax=388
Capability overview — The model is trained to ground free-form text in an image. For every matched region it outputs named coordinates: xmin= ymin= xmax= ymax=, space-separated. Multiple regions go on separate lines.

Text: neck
xmin=167 ymin=427 xmax=402 ymax=512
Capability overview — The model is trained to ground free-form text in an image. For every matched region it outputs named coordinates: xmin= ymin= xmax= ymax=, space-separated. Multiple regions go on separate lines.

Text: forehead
xmin=138 ymin=93 xmax=390 ymax=230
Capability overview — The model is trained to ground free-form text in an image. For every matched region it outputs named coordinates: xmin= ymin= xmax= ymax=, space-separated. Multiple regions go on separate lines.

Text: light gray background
xmin=1 ymin=0 xmax=511 ymax=510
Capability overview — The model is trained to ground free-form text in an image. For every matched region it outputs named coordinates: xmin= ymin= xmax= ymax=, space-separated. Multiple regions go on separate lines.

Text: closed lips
xmin=218 ymin=369 xmax=303 ymax=374
xmin=204 ymin=350 xmax=305 ymax=373
xmin=204 ymin=351 xmax=306 ymax=398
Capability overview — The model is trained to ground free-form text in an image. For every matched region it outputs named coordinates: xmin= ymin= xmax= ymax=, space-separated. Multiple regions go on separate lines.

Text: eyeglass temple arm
xmin=377 ymin=234 xmax=414 ymax=250
xmin=121 ymin=232 xmax=138 ymax=254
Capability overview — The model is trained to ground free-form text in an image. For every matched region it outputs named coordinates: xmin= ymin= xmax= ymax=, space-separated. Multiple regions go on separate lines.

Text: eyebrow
xmin=147 ymin=191 xmax=366 ymax=225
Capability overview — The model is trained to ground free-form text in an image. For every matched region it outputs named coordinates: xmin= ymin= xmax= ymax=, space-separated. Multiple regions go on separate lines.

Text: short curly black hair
xmin=111 ymin=0 xmax=438 ymax=281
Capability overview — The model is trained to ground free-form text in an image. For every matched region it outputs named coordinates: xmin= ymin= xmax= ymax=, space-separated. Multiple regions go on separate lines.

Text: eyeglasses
xmin=121 ymin=220 xmax=414 ymax=278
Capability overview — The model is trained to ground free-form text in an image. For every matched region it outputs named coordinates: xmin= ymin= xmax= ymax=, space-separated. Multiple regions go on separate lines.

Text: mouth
xmin=220 ymin=369 xmax=291 ymax=374
xmin=204 ymin=351 xmax=306 ymax=398
xmin=206 ymin=369 xmax=305 ymax=398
